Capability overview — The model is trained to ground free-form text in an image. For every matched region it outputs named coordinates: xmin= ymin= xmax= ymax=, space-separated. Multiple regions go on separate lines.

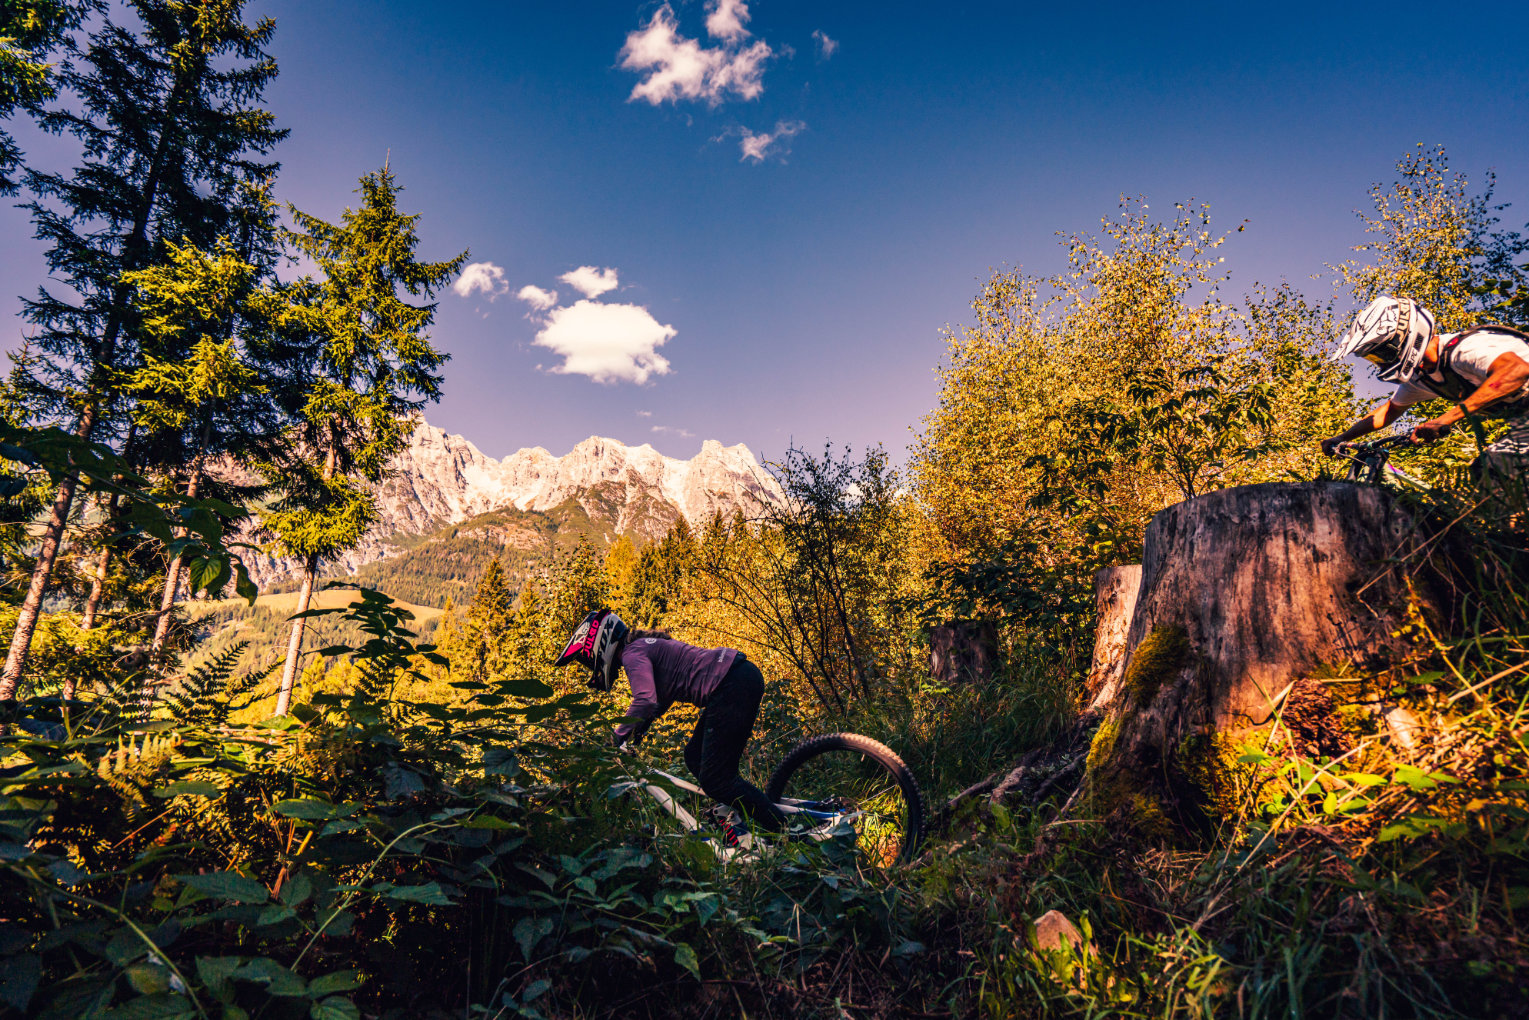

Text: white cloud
xmin=812 ymin=29 xmax=838 ymax=59
xmin=453 ymin=261 xmax=508 ymax=300
xmin=737 ymin=119 xmax=806 ymax=163
xmin=516 ymin=284 xmax=559 ymax=311
xmin=652 ymin=424 xmax=695 ymax=438
xmin=636 ymin=410 xmax=653 ymax=418
xmin=705 ymin=0 xmax=751 ymax=42
xmin=619 ymin=3 xmax=773 ymax=106
xmin=559 ymin=265 xmax=619 ymax=300
xmin=533 ymin=299 xmax=674 ymax=385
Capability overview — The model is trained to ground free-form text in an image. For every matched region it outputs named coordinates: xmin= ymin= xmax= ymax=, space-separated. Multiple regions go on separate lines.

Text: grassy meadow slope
xmin=186 ymin=588 xmax=445 ymax=675
xmin=352 ymin=495 xmax=623 ymax=608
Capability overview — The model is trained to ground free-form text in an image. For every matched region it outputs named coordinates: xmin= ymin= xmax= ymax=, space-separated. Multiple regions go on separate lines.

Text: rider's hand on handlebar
xmin=1320 ymin=436 xmax=1346 ymax=457
xmin=1410 ymin=419 xmax=1453 ymax=444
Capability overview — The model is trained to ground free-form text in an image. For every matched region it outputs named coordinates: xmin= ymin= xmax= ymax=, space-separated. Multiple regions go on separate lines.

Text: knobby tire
xmin=765 ymin=732 xmax=925 ymax=866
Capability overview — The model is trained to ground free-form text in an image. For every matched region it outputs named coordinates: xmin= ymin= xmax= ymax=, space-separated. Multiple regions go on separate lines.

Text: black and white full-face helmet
xmin=552 ymin=608 xmax=628 ymax=692
xmin=1335 ymin=296 xmax=1437 ymax=383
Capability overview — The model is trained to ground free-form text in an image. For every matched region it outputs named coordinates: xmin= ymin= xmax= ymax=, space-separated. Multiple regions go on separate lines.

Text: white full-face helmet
xmin=1335 ymin=296 xmax=1437 ymax=384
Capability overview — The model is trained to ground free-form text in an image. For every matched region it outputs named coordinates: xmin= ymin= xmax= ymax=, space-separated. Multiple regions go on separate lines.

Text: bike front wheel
xmin=765 ymin=732 xmax=925 ymax=867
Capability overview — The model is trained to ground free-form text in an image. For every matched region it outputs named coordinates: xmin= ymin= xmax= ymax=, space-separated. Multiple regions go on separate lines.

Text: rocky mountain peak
xmin=244 ymin=421 xmax=782 ymax=589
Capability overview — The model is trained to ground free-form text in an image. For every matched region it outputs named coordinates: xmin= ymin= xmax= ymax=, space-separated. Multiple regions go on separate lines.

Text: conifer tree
xmin=459 ymin=558 xmax=513 ymax=679
xmin=0 ymin=0 xmax=284 ymax=696
xmin=265 ymin=165 xmax=465 ymax=715
xmin=78 ymin=181 xmax=285 ymax=634
xmin=0 ymin=0 xmax=95 ymax=194
xmin=123 ymin=234 xmax=291 ymax=655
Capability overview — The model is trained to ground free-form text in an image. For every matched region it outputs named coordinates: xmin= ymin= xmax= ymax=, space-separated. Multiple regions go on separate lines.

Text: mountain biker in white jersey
xmin=554 ymin=609 xmax=787 ymax=840
xmin=1319 ymin=296 xmax=1529 ymax=486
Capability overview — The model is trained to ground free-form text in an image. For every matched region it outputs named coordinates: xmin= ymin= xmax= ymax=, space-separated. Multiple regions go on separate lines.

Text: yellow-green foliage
xmin=1175 ymin=731 xmax=1256 ymax=818
xmin=1123 ymin=625 xmax=1189 ymax=706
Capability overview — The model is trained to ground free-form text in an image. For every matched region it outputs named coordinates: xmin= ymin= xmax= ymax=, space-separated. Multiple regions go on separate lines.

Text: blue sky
xmin=4 ymin=0 xmax=1528 ymax=465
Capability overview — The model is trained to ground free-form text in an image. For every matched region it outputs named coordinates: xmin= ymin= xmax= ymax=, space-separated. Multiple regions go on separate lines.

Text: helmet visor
xmin=1360 ymin=335 xmax=1402 ymax=371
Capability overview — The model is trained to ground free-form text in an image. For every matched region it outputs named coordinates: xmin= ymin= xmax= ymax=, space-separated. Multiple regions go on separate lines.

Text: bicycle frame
xmin=1339 ymin=434 xmax=1431 ymax=490
xmin=616 ymin=767 xmax=855 ymax=861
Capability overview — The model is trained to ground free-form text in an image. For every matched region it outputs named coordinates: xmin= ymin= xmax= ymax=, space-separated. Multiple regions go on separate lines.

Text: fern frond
xmin=164 ymin=643 xmax=249 ymax=724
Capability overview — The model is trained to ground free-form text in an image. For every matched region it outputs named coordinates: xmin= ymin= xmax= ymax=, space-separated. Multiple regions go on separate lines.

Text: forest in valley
xmin=3 ymin=2 xmax=1529 ymax=1018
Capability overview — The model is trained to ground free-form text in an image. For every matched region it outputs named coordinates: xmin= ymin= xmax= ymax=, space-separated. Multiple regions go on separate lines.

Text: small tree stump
xmin=1086 ymin=482 xmax=1446 ymax=833
xmin=1085 ymin=565 xmax=1142 ymax=712
xmin=930 ymin=620 xmax=999 ymax=686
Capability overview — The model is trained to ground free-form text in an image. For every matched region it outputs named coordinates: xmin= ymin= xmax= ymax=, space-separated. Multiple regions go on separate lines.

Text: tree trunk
xmin=274 ymin=557 xmax=317 ymax=716
xmin=81 ymin=424 xmax=136 ymax=638
xmin=0 ymin=407 xmax=96 ymax=699
xmin=149 ymin=450 xmax=207 ymax=657
xmin=80 ymin=543 xmax=113 ymax=633
xmin=929 ymin=620 xmax=999 ymax=686
xmin=1 ymin=72 xmax=191 ymax=696
xmin=1085 ymin=482 xmax=1449 ymax=833
xmin=1085 ymin=565 xmax=1142 ymax=713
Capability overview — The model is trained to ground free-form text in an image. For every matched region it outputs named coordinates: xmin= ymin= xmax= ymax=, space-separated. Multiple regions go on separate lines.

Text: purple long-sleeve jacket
xmin=614 ymin=637 xmax=738 ymax=744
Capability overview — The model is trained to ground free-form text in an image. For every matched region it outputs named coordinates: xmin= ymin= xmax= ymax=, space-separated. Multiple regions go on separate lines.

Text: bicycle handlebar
xmin=1337 ymin=433 xmax=1413 ymax=454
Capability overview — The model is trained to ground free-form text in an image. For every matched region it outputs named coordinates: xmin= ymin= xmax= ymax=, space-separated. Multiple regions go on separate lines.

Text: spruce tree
xmin=461 ymin=558 xmax=513 ymax=679
xmin=78 ymin=180 xmax=285 ymax=634
xmin=123 ymin=233 xmax=292 ymax=655
xmin=0 ymin=0 xmax=284 ymax=697
xmin=264 ymin=165 xmax=465 ymax=714
xmin=0 ymin=0 xmax=95 ymax=194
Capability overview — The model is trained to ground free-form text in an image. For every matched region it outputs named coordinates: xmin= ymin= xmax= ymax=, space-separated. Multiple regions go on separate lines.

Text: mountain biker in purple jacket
xmin=1320 ymin=296 xmax=1529 ymax=484
xmin=554 ymin=609 xmax=786 ymax=832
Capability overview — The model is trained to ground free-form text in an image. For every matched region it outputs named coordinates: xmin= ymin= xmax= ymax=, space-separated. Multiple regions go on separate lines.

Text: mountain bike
xmin=616 ymin=732 xmax=926 ymax=867
xmin=1337 ymin=433 xmax=1429 ymax=489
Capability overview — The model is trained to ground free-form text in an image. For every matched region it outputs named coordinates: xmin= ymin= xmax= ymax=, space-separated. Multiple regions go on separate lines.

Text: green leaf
xmin=672 ymin=942 xmax=701 ymax=980
xmin=496 ymin=675 xmax=555 ymax=699
xmin=373 ymin=881 xmax=452 ymax=905
xmin=196 ymin=956 xmax=243 ymax=1004
xmin=233 ymin=957 xmax=306 ymax=997
xmin=123 ymin=963 xmax=171 ymax=995
xmin=279 ymin=873 xmax=314 ymax=908
xmin=521 ymin=978 xmax=551 ymax=1003
xmin=178 ymin=872 xmax=269 ymax=904
xmin=99 ymin=993 xmax=198 ymax=1019
xmin=256 ymin=905 xmax=296 ymax=926
xmin=310 ymin=997 xmax=361 ymax=1020
xmin=234 ymin=563 xmax=258 ymax=605
xmin=307 ymin=970 xmax=363 ymax=997
xmin=0 ymin=953 xmax=40 ymax=1012
xmin=273 ymin=798 xmax=338 ymax=820
xmin=513 ymin=916 xmax=554 ymax=961
xmin=153 ymin=781 xmax=222 ymax=798
xmin=460 ymin=815 xmax=515 ymax=830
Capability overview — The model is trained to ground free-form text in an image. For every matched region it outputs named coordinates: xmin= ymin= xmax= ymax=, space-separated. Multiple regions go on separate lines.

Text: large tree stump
xmin=930 ymin=620 xmax=999 ymax=686
xmin=1086 ymin=482 xmax=1447 ymax=833
xmin=1085 ymin=565 xmax=1141 ymax=713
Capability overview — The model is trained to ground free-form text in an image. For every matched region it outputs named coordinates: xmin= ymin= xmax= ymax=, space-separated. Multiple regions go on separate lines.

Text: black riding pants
xmin=683 ymin=656 xmax=785 ymax=831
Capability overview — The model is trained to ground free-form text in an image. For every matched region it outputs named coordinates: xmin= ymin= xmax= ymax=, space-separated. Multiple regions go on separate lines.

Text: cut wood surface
xmin=1120 ymin=481 xmax=1437 ymax=731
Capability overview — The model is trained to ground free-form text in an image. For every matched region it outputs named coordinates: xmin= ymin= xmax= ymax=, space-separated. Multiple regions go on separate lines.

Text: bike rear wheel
xmin=765 ymin=732 xmax=924 ymax=867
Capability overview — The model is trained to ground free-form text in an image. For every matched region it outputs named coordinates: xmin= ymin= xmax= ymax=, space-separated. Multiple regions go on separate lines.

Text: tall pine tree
xmin=0 ymin=0 xmax=95 ymax=194
xmin=0 ymin=0 xmax=284 ymax=696
xmin=123 ymin=233 xmax=292 ymax=655
xmin=264 ymin=165 xmax=464 ymax=714
xmin=460 ymin=558 xmax=513 ymax=680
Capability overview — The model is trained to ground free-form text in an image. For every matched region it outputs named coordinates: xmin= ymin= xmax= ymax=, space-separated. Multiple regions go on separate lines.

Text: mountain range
xmin=240 ymin=422 xmax=783 ymax=605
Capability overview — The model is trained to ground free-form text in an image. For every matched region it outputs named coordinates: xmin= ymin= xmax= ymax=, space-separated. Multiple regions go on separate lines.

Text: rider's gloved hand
xmin=1319 ymin=436 xmax=1345 ymax=457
